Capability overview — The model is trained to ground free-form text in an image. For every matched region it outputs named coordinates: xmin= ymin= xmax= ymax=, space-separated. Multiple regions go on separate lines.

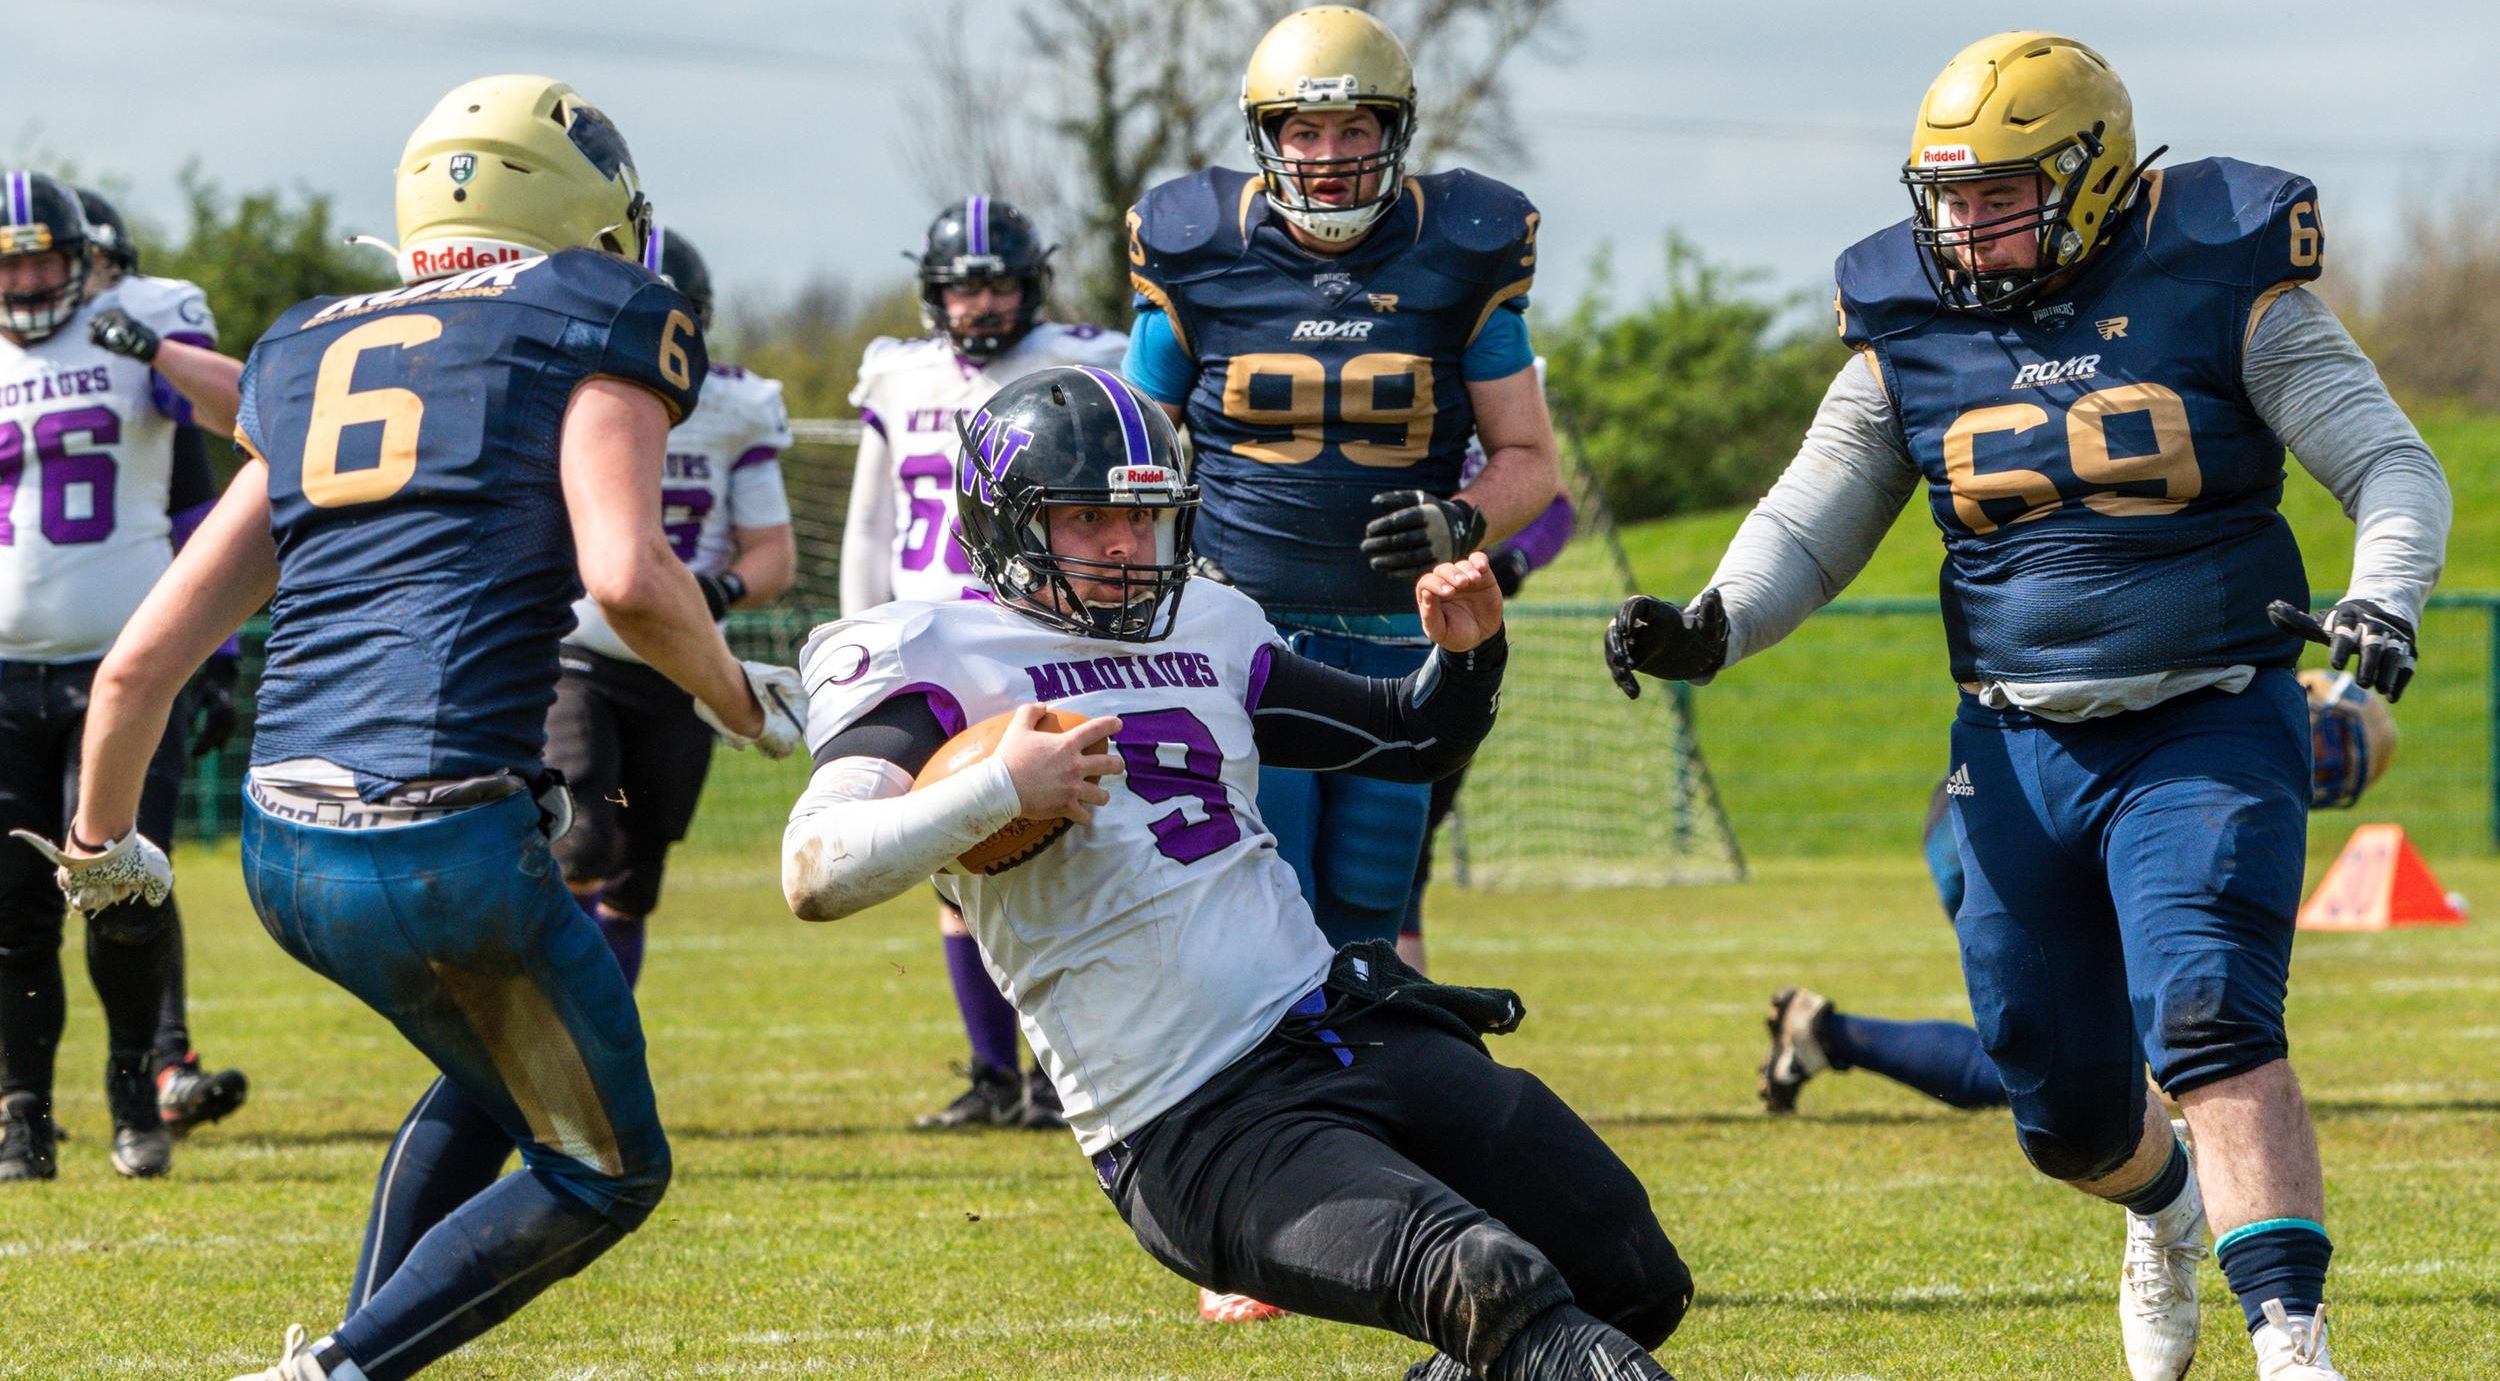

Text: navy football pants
xmin=1947 ymin=671 xmax=2310 ymax=1183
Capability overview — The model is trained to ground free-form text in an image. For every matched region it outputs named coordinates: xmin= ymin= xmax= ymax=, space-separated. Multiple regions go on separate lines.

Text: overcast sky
xmin=23 ymin=1 xmax=2500 ymax=352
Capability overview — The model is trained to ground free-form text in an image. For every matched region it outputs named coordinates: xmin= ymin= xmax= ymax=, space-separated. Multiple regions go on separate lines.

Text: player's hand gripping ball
xmin=914 ymin=705 xmax=1122 ymax=875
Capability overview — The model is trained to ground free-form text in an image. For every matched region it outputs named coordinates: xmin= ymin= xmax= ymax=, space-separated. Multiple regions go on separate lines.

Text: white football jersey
xmin=801 ymin=579 xmax=1333 ymax=1154
xmin=0 ymin=276 xmax=216 ymax=662
xmin=843 ymin=322 xmax=1128 ymax=609
xmin=567 ymin=362 xmax=794 ymax=663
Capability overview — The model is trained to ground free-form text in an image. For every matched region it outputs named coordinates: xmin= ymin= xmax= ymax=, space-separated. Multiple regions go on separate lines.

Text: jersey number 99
xmin=1220 ymin=351 xmax=1435 ymax=468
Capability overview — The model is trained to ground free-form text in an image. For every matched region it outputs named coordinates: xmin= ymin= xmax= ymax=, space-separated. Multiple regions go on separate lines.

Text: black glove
xmin=1360 ymin=490 xmax=1484 ymax=580
xmin=1605 ymin=589 xmax=1728 ymax=699
xmin=2267 ymin=597 xmax=2417 ymax=702
xmin=695 ymin=570 xmax=748 ymax=621
xmin=187 ymin=655 xmax=239 ymax=759
xmin=1488 ymin=547 xmax=1531 ymax=598
xmin=89 ymin=307 xmax=162 ymax=363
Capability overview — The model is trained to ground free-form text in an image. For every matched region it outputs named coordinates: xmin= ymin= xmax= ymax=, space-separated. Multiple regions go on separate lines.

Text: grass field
xmin=12 ymin=848 xmax=2498 ymax=1379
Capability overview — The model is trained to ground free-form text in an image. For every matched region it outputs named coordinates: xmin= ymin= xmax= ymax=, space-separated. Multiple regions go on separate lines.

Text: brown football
xmin=913 ymin=707 xmax=1100 ymax=875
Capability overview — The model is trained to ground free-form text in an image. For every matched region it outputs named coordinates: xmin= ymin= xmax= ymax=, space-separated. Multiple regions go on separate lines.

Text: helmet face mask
xmin=917 ymin=195 xmax=1052 ymax=361
xmin=0 ymin=172 xmax=93 ymax=342
xmin=955 ymin=366 xmax=1198 ymax=643
xmin=1241 ymin=7 xmax=1417 ymax=247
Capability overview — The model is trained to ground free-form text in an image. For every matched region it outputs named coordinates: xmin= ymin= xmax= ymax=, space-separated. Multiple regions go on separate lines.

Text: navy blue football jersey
xmin=237 ymin=250 xmax=706 ymax=795
xmin=1128 ymin=168 xmax=1537 ymax=614
xmin=1839 ymin=157 xmax=2321 ymax=685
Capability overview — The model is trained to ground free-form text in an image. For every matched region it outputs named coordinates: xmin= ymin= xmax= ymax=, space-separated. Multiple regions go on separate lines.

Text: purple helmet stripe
xmin=967 ymin=195 xmax=989 ymax=255
xmin=1077 ymin=366 xmax=1151 ymax=471
xmin=6 ymin=172 xmax=28 ymax=226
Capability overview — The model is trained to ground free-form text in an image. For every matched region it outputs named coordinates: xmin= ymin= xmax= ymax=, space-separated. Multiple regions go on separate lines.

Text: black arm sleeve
xmin=811 ymin=692 xmax=950 ymax=775
xmin=168 ymin=425 xmax=217 ymax=513
xmin=1252 ymin=630 xmax=1507 ymax=782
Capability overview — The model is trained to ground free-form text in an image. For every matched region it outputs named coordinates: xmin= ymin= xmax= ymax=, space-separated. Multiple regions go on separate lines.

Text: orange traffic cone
xmin=2298 ymin=824 xmax=2466 ymax=931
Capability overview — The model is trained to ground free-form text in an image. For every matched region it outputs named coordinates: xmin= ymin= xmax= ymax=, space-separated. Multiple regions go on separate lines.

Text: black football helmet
xmin=656 ymin=228 xmax=713 ymax=331
xmin=916 ymin=195 xmax=1052 ymax=360
xmin=0 ymin=171 xmax=93 ymax=340
xmin=75 ymin=187 xmax=138 ymax=278
xmin=956 ymin=366 xmax=1197 ymax=642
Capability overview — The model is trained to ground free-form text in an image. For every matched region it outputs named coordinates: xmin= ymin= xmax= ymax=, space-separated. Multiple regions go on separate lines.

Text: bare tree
xmin=907 ymin=0 xmax=1568 ymax=330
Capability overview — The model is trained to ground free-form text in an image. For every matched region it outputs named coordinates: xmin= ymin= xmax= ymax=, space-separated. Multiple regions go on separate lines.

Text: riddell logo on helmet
xmin=406 ymin=241 xmax=531 ymax=277
xmin=1918 ymin=145 xmax=1977 ymax=167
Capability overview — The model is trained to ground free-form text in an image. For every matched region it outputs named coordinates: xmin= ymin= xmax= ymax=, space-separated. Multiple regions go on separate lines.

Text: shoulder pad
xmin=116 ymin=274 xmax=217 ymax=341
xmin=800 ymin=603 xmax=953 ymax=749
xmin=856 ymin=334 xmax=947 ymax=378
xmin=2140 ymin=157 xmax=2325 ymax=289
xmin=1030 ymin=321 xmax=1129 ymax=367
xmin=1130 ymin=168 xmax=1257 ymax=285
xmin=708 ymin=367 xmax=790 ymax=448
xmin=707 ymin=362 xmax=750 ymax=380
xmin=1414 ymin=169 xmax=1540 ymax=277
xmin=1834 ymin=219 xmax=1940 ymax=347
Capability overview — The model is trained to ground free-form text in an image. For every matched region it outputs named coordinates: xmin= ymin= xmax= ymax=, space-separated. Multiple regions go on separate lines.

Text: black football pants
xmin=1096 ymin=997 xmax=1692 ymax=1375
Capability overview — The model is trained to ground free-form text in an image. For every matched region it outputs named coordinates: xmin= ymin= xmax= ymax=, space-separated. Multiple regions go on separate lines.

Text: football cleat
xmin=1198 ymin=1287 xmax=1289 ymax=1324
xmin=228 ymin=1323 xmax=327 ymax=1381
xmin=1758 ymin=986 xmax=1833 ymax=1114
xmin=108 ymin=1064 xmax=172 ymax=1178
xmin=0 ymin=1091 xmax=58 ymax=1181
xmin=914 ymin=1059 xmax=1025 ymax=1131
xmin=2119 ymin=1137 xmax=2207 ymax=1381
xmin=158 ymin=1053 xmax=251 ymax=1137
xmin=2253 ymin=1300 xmax=2341 ymax=1380
xmin=1017 ymin=1065 xmax=1067 ymax=1132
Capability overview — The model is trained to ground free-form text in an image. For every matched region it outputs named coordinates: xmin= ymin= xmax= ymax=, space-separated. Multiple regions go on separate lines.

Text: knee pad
xmin=1441 ymin=1220 xmax=1575 ymax=1373
xmin=87 ymin=896 xmax=174 ymax=947
xmin=2149 ymin=972 xmax=2287 ymax=1095
xmin=2010 ymin=1069 xmax=2146 ymax=1182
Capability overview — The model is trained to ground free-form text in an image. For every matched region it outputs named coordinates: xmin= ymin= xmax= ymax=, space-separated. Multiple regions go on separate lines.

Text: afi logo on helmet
xmin=1290 ymin=319 xmax=1376 ymax=342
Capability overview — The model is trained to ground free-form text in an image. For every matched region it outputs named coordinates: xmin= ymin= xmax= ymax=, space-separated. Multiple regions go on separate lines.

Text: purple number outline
xmin=1115 ymin=707 xmax=1242 ymax=865
xmin=660 ymin=486 xmax=713 ymax=562
xmin=898 ymin=452 xmax=971 ymax=574
xmin=38 ymin=407 xmax=121 ymax=546
xmin=0 ymin=422 xmax=20 ymax=546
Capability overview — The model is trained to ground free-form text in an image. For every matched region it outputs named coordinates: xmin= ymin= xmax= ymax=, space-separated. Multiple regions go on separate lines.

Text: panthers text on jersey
xmin=565 ymin=360 xmax=792 ymax=662
xmin=843 ymin=321 xmax=1127 ymax=610
xmin=0 ymin=275 xmax=217 ymax=661
xmin=236 ymin=249 xmax=704 ymax=796
xmin=1127 ymin=167 xmax=1537 ymax=615
xmin=1839 ymin=157 xmax=2320 ymax=685
xmin=801 ymin=578 xmax=1334 ymax=1154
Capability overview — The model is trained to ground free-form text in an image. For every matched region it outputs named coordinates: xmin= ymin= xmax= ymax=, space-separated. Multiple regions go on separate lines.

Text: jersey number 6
xmin=302 ymin=314 xmax=444 ymax=508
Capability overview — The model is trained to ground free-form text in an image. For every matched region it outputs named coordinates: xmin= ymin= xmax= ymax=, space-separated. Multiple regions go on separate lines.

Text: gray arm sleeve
xmin=1705 ymin=356 xmax=1924 ymax=667
xmin=2243 ymin=287 xmax=2450 ymax=627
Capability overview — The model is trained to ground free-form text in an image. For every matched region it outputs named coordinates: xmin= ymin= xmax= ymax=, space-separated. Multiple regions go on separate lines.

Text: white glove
xmin=10 ymin=829 xmax=174 ymax=917
xmin=696 ymin=660 xmax=808 ymax=760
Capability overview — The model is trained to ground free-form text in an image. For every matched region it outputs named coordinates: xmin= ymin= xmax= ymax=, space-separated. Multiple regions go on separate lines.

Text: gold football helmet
xmin=1241 ymin=6 xmax=1415 ymax=245
xmin=392 ymin=75 xmax=653 ymax=284
xmin=1902 ymin=32 xmax=2156 ymax=311
xmin=2302 ymin=669 xmax=2397 ymax=810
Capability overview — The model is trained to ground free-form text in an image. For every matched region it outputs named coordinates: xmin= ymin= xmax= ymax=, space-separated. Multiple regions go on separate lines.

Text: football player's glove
xmin=697 ymin=660 xmax=807 ymax=759
xmin=88 ymin=305 xmax=161 ymax=362
xmin=9 ymin=829 xmax=172 ymax=918
xmin=1606 ymin=590 xmax=1728 ymax=699
xmin=1489 ymin=547 xmax=1532 ymax=598
xmin=1362 ymin=491 xmax=1484 ymax=580
xmin=695 ymin=570 xmax=747 ymax=621
xmin=2268 ymin=598 xmax=2417 ymax=702
xmin=186 ymin=654 xmax=239 ymax=760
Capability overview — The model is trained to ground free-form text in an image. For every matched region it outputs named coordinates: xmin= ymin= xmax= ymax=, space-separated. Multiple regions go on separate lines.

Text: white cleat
xmin=2119 ymin=1145 xmax=2207 ymax=1381
xmin=229 ymin=1324 xmax=327 ymax=1380
xmin=2253 ymin=1300 xmax=2343 ymax=1380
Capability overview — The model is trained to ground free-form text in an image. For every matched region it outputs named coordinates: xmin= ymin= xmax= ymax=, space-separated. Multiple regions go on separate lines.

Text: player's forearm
xmin=76 ymin=466 xmax=279 ymax=842
xmin=727 ymin=524 xmax=796 ymax=605
xmin=1251 ymin=631 xmax=1507 ymax=782
xmin=151 ymin=338 xmax=243 ymax=439
xmin=596 ymin=546 xmax=761 ymax=732
xmin=1459 ymin=439 xmax=1562 ymax=546
xmin=2244 ymin=288 xmax=2451 ymax=626
xmin=1710 ymin=360 xmax=1919 ymax=667
xmin=782 ymin=755 xmax=1019 ymax=921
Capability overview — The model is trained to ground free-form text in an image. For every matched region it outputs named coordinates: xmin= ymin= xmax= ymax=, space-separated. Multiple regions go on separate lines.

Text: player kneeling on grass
xmin=784 ymin=366 xmax=1693 ymax=1380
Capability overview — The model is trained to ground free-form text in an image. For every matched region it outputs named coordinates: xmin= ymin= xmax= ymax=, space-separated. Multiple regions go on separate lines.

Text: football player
xmin=19 ymin=76 xmax=803 ymax=1379
xmin=1761 ymin=672 xmax=2399 ymax=1117
xmin=0 ymin=171 xmax=250 ymax=1184
xmin=786 ymin=366 xmax=1690 ymax=1381
xmin=1123 ymin=5 xmax=1563 ymax=957
xmin=76 ymin=184 xmax=256 ymax=1142
xmin=842 ymin=195 xmax=1125 ymax=1132
xmin=550 ymin=229 xmax=795 ymax=988
xmin=1606 ymin=34 xmax=2450 ymax=1381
